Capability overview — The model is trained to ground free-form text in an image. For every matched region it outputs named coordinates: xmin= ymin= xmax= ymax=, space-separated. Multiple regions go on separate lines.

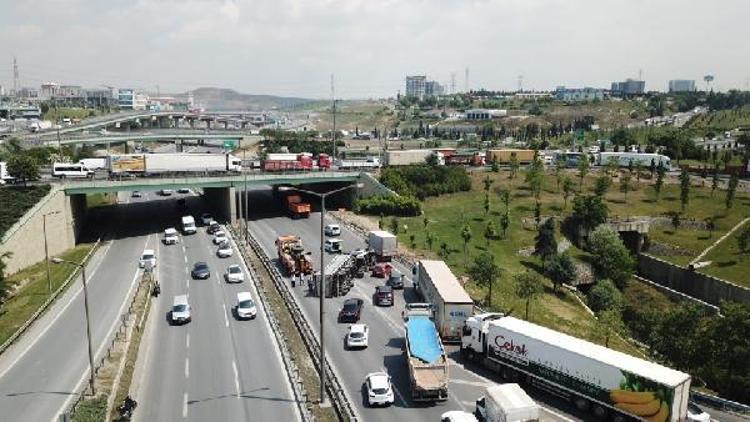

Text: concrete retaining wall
xmin=357 ymin=172 xmax=397 ymax=198
xmin=637 ymin=253 xmax=750 ymax=306
xmin=0 ymin=187 xmax=82 ymax=275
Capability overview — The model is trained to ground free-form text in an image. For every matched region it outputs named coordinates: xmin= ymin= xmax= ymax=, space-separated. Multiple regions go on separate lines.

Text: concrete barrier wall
xmin=357 ymin=173 xmax=397 ymax=198
xmin=637 ymin=253 xmax=750 ymax=306
xmin=0 ymin=187 xmax=80 ymax=275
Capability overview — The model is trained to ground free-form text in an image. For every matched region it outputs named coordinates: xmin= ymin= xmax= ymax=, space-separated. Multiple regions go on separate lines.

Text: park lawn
xmin=697 ymin=221 xmax=750 ymax=289
xmin=0 ymin=243 xmax=94 ymax=345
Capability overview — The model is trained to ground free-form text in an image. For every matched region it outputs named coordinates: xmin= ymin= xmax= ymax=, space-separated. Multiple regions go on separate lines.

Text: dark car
xmin=207 ymin=221 xmax=221 ymax=235
xmin=338 ymin=298 xmax=364 ymax=323
xmin=386 ymin=271 xmax=404 ymax=289
xmin=373 ymin=285 xmax=394 ymax=307
xmin=191 ymin=262 xmax=211 ymax=279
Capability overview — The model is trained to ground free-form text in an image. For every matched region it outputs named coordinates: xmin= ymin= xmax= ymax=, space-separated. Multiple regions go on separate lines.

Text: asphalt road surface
xmin=133 ymin=191 xmax=299 ymax=421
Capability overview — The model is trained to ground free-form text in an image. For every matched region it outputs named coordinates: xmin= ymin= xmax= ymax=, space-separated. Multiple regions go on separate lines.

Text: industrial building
xmin=668 ymin=79 xmax=696 ymax=93
xmin=611 ymin=79 xmax=645 ymax=96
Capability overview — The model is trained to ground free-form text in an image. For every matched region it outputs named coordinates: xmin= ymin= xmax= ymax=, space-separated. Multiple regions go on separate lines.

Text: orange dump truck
xmin=276 ymin=235 xmax=313 ymax=276
xmin=285 ymin=194 xmax=311 ymax=219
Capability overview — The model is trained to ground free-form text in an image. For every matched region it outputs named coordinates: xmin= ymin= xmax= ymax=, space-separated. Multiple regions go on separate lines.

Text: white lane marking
xmin=185 ymin=357 xmax=189 ymax=378
xmin=0 ymin=240 xmax=113 ymax=380
xmin=223 ymin=304 xmax=229 ymax=327
xmin=232 ymin=360 xmax=240 ymax=398
xmin=186 ymin=333 xmax=190 ymax=349
xmin=449 ymin=378 xmax=494 ymax=388
xmin=216 ymin=272 xmax=220 ymax=285
xmin=182 ymin=392 xmax=188 ymax=418
xmin=184 ymin=255 xmax=188 ymax=264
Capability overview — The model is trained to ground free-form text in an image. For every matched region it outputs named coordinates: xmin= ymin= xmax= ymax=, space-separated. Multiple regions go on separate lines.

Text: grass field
xmin=698 ymin=220 xmax=750 ymax=288
xmin=315 ymin=101 xmax=397 ymax=132
xmin=0 ymin=243 xmax=95 ymax=346
xmin=42 ymin=107 xmax=98 ymax=123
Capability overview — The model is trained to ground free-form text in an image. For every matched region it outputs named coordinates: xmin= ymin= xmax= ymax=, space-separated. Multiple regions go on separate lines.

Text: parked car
xmin=235 ymin=292 xmax=257 ymax=320
xmin=687 ymin=402 xmax=711 ymax=422
xmin=365 ymin=372 xmax=394 ymax=407
xmin=191 ymin=262 xmax=211 ymax=279
xmin=139 ymin=249 xmax=156 ymax=269
xmin=170 ymin=295 xmax=192 ymax=325
xmin=324 ymin=224 xmax=341 ymax=236
xmin=201 ymin=213 xmax=213 ymax=225
xmin=371 ymin=262 xmax=392 ymax=278
xmin=386 ymin=270 xmax=404 ymax=289
xmin=217 ymin=242 xmax=233 ymax=258
xmin=177 ymin=187 xmax=191 ymax=194
xmin=207 ymin=221 xmax=221 ymax=234
xmin=346 ymin=324 xmax=369 ymax=349
xmin=164 ymin=228 xmax=179 ymax=245
xmin=213 ymin=230 xmax=228 ymax=244
xmin=225 ymin=264 xmax=244 ymax=283
xmin=338 ymin=298 xmax=364 ymax=322
xmin=160 ymin=189 xmax=173 ymax=196
xmin=373 ymin=285 xmax=394 ymax=306
xmin=131 ymin=191 xmax=142 ymax=198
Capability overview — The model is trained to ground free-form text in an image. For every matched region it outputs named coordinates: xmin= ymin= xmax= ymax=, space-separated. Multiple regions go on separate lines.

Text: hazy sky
xmin=0 ymin=0 xmax=747 ymax=98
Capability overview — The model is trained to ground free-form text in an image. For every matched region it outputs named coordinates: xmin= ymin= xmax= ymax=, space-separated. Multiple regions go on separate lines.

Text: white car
xmin=687 ymin=403 xmax=711 ymax=422
xmin=225 ymin=264 xmax=244 ymax=283
xmin=139 ymin=249 xmax=156 ymax=269
xmin=164 ymin=228 xmax=179 ymax=245
xmin=217 ymin=242 xmax=233 ymax=258
xmin=440 ymin=411 xmax=478 ymax=422
xmin=235 ymin=292 xmax=257 ymax=319
xmin=346 ymin=324 xmax=369 ymax=349
xmin=365 ymin=372 xmax=394 ymax=407
xmin=213 ymin=231 xmax=227 ymax=244
xmin=170 ymin=295 xmax=192 ymax=325
xmin=201 ymin=213 xmax=213 ymax=225
xmin=160 ymin=189 xmax=173 ymax=196
xmin=350 ymin=248 xmax=368 ymax=259
xmin=324 ymin=224 xmax=341 ymax=236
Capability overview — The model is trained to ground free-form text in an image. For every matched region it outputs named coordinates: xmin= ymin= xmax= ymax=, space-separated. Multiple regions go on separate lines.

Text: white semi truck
xmin=475 ymin=383 xmax=540 ymax=422
xmin=461 ymin=314 xmax=691 ymax=422
xmin=108 ymin=153 xmax=242 ymax=175
xmin=415 ymin=260 xmax=474 ymax=343
xmin=368 ymin=230 xmax=398 ymax=261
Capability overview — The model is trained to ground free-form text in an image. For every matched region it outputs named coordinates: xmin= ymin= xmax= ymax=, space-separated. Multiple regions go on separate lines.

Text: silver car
xmin=225 ymin=264 xmax=244 ymax=283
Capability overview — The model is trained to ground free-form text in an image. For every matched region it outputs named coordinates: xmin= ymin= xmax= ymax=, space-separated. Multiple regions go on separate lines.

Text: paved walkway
xmin=690 ymin=217 xmax=750 ymax=265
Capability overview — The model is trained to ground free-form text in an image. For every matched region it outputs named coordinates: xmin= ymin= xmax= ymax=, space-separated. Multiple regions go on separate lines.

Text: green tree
xmin=654 ymin=162 xmax=666 ymax=200
xmin=533 ymin=201 xmax=542 ymax=228
xmin=705 ymin=217 xmax=716 ymax=238
xmin=587 ymin=225 xmax=634 ymax=289
xmin=561 ymin=176 xmax=575 ymax=210
xmin=6 ymin=154 xmax=40 ymax=186
xmin=703 ymin=302 xmax=750 ymax=402
xmin=577 ymin=153 xmax=590 ymax=190
xmin=468 ymin=252 xmax=503 ymax=308
xmin=499 ymin=211 xmax=510 ymax=239
xmin=571 ymin=195 xmax=609 ymax=236
xmin=555 ymin=157 xmax=565 ymax=192
xmin=514 ymin=271 xmax=544 ymax=320
xmin=423 ymin=216 xmax=429 ymax=230
xmin=711 ymin=162 xmax=720 ymax=197
xmin=534 ymin=217 xmax=557 ymax=261
xmin=595 ymin=308 xmax=626 ymax=348
xmin=483 ymin=193 xmax=491 ymax=216
xmin=425 ymin=230 xmax=435 ymax=250
xmin=738 ymin=225 xmax=750 ymax=255
xmin=726 ymin=173 xmax=739 ymax=209
xmin=439 ymin=242 xmax=449 ymax=258
xmin=484 ymin=220 xmax=498 ymax=247
xmin=594 ymin=175 xmax=611 ymax=197
xmin=679 ymin=168 xmax=691 ymax=211
xmin=605 ymin=157 xmax=619 ymax=179
xmin=378 ymin=213 xmax=385 ymax=230
xmin=671 ymin=212 xmax=681 ymax=230
xmin=483 ymin=175 xmax=493 ymax=192
xmin=491 ymin=160 xmax=499 ymax=173
xmin=409 ymin=233 xmax=416 ymax=249
xmin=525 ymin=157 xmax=544 ymax=199
xmin=390 ymin=217 xmax=399 ymax=235
xmin=499 ymin=189 xmax=511 ymax=210
xmin=654 ymin=304 xmax=709 ymax=374
xmin=509 ymin=154 xmax=520 ymax=181
xmin=587 ymin=279 xmax=623 ymax=313
xmin=634 ymin=161 xmax=643 ymax=185
xmin=461 ymin=223 xmax=472 ymax=265
xmin=544 ymin=253 xmax=576 ymax=291
xmin=619 ymin=173 xmax=632 ymax=201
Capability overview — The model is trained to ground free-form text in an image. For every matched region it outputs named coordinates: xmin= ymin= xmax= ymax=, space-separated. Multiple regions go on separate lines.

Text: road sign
xmin=223 ymin=140 xmax=236 ymax=150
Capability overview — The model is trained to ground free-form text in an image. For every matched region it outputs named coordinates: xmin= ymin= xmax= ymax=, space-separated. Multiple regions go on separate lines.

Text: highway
xmin=244 ymin=187 xmax=578 ymax=422
xmin=133 ymin=191 xmax=300 ymax=421
xmin=0 ymin=189 xmax=160 ymax=421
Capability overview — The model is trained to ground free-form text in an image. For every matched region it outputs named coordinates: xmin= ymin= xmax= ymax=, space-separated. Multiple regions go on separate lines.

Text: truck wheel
xmin=592 ymin=404 xmax=608 ymax=419
xmin=612 ymin=414 xmax=628 ymax=422
xmin=573 ymin=398 xmax=590 ymax=411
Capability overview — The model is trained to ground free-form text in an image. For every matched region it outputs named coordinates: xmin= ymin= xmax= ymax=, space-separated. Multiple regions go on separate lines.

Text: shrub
xmin=355 ymin=194 xmax=421 ymax=217
xmin=379 ymin=165 xmax=471 ymax=199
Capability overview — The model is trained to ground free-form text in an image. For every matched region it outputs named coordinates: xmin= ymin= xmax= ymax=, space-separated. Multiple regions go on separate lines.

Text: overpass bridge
xmin=41 ymin=133 xmax=245 ymax=147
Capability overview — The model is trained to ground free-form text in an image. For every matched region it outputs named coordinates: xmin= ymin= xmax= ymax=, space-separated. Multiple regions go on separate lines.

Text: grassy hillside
xmin=190 ymin=87 xmax=314 ymax=111
xmin=0 ymin=185 xmax=51 ymax=239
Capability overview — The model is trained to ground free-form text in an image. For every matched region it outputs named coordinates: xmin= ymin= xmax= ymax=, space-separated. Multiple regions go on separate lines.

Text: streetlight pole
xmin=280 ymin=182 xmax=361 ymax=405
xmin=42 ymin=211 xmax=60 ymax=293
xmin=52 ymin=258 xmax=96 ymax=395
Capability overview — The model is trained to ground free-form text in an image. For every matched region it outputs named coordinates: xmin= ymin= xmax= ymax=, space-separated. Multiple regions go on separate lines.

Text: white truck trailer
xmin=475 ymin=383 xmax=540 ymax=422
xmin=368 ymin=230 xmax=398 ymax=261
xmin=461 ymin=314 xmax=691 ymax=422
xmin=335 ymin=157 xmax=381 ymax=169
xmin=108 ymin=153 xmax=242 ymax=175
xmin=416 ymin=260 xmax=474 ymax=343
xmin=596 ymin=152 xmax=671 ymax=169
xmin=386 ymin=149 xmax=436 ymax=166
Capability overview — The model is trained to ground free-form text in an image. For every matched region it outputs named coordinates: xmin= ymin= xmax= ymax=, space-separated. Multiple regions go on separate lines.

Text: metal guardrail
xmin=691 ymin=391 xmax=750 ymax=415
xmin=229 ymin=227 xmax=313 ymax=422
xmin=240 ymin=228 xmax=358 ymax=421
xmin=0 ymin=238 xmax=101 ymax=355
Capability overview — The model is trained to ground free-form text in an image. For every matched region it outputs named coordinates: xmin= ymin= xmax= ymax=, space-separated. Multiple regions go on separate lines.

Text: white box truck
xmin=416 ymin=260 xmax=474 ymax=343
xmin=181 ymin=216 xmax=197 ymax=235
xmin=368 ymin=230 xmax=397 ymax=261
xmin=78 ymin=158 xmax=108 ymax=170
xmin=108 ymin=153 xmax=241 ymax=175
xmin=461 ymin=314 xmax=691 ymax=422
xmin=475 ymin=384 xmax=539 ymax=422
xmin=386 ymin=149 xmax=435 ymax=166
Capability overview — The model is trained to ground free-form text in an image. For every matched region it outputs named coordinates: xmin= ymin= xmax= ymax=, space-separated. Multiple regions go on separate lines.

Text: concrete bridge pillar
xmin=206 ymin=119 xmax=211 ymax=130
xmin=189 ymin=118 xmax=195 ymax=129
xmin=203 ymin=187 xmax=237 ymax=224
xmin=176 ymin=140 xmax=183 ymax=152
xmin=224 ymin=121 xmax=228 ymax=129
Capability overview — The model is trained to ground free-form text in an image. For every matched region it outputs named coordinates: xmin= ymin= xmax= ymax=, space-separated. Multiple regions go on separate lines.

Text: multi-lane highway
xmin=134 ymin=191 xmax=300 ymax=421
xmin=244 ymin=188 xmax=577 ymax=422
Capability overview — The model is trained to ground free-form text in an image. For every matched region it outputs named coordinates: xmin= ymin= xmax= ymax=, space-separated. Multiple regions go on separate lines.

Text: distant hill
xmin=189 ymin=87 xmax=314 ymax=111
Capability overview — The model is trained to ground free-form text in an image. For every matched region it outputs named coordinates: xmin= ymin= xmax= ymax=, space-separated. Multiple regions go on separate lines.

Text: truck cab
xmin=460 ymin=313 xmax=505 ymax=360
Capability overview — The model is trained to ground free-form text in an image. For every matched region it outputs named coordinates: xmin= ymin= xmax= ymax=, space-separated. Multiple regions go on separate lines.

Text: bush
xmin=587 ymin=279 xmax=623 ymax=313
xmin=379 ymin=165 xmax=471 ymax=199
xmin=355 ymin=194 xmax=421 ymax=216
xmin=0 ymin=184 xmax=51 ymax=237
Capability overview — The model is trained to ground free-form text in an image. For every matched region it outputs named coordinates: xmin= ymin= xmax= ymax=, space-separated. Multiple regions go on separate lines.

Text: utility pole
xmin=12 ymin=56 xmax=19 ymax=96
xmin=464 ymin=67 xmax=469 ymax=93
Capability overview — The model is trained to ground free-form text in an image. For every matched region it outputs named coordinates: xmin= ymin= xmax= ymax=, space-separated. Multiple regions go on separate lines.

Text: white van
xmin=52 ymin=162 xmax=94 ymax=179
xmin=181 ymin=216 xmax=197 ymax=235
xmin=324 ymin=238 xmax=343 ymax=253
xmin=324 ymin=224 xmax=341 ymax=236
xmin=0 ymin=162 xmax=13 ymax=185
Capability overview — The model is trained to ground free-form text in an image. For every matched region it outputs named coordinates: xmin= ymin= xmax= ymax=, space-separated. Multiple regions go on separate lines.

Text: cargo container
xmin=596 ymin=152 xmax=671 ymax=169
xmin=416 ymin=260 xmax=473 ymax=343
xmin=461 ymin=314 xmax=691 ymax=422
xmin=78 ymin=158 xmax=107 ymax=170
xmin=335 ymin=157 xmax=381 ymax=169
xmin=475 ymin=384 xmax=540 ymax=422
xmin=108 ymin=153 xmax=241 ymax=175
xmin=368 ymin=230 xmax=397 ymax=261
xmin=285 ymin=194 xmax=311 ymax=218
xmin=486 ymin=150 xmax=536 ymax=165
xmin=446 ymin=153 xmax=484 ymax=166
xmin=403 ymin=305 xmax=449 ymax=402
xmin=386 ymin=149 xmax=435 ymax=166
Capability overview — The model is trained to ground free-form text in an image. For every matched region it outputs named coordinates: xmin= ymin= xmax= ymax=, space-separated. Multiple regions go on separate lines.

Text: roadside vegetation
xmin=0 ymin=184 xmax=51 ymax=238
xmin=41 ymin=106 xmax=99 ymax=123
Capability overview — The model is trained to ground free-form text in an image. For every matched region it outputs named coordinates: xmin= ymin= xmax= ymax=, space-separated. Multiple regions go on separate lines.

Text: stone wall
xmin=0 ymin=187 xmax=82 ymax=275
xmin=637 ymin=253 xmax=750 ymax=306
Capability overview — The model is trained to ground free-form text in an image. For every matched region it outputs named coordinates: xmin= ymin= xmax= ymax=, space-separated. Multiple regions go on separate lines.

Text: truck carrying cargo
xmin=263 ymin=154 xmax=314 ymax=172
xmin=475 ymin=383 xmax=540 ymax=422
xmin=403 ymin=306 xmax=449 ymax=402
xmin=368 ymin=230 xmax=397 ymax=261
xmin=386 ymin=149 xmax=435 ymax=166
xmin=461 ymin=314 xmax=691 ymax=422
xmin=335 ymin=157 xmax=381 ymax=169
xmin=285 ymin=194 xmax=311 ymax=218
xmin=276 ymin=235 xmax=313 ymax=276
xmin=78 ymin=158 xmax=107 ymax=170
xmin=108 ymin=153 xmax=241 ymax=175
xmin=486 ymin=150 xmax=536 ymax=165
xmin=416 ymin=260 xmax=473 ymax=343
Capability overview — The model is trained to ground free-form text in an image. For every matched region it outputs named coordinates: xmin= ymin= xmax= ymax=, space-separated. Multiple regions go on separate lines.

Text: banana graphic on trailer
xmin=610 ymin=389 xmax=670 ymax=422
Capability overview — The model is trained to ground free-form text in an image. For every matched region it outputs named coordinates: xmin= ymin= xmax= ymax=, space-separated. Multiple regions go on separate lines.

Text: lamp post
xmin=52 ymin=257 xmax=96 ymax=395
xmin=278 ymin=182 xmax=362 ymax=405
xmin=43 ymin=211 xmax=61 ymax=293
